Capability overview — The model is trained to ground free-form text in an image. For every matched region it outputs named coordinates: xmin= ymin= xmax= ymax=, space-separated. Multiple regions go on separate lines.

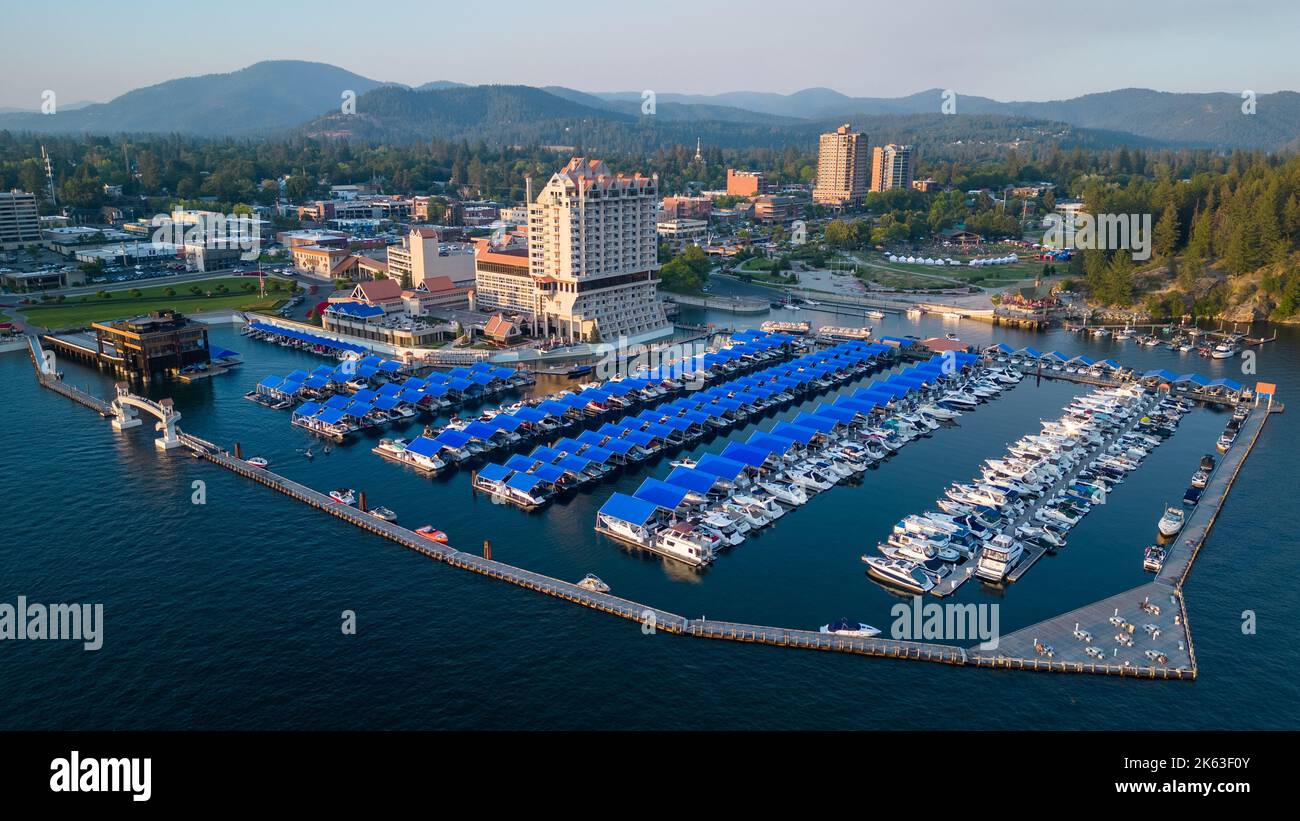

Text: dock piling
xmin=483 ymin=540 xmax=492 ymax=560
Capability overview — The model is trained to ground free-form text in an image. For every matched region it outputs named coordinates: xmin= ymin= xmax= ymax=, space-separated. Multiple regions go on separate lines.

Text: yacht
xmin=1157 ymin=504 xmax=1185 ymax=537
xmin=1210 ymin=342 xmax=1236 ymax=359
xmin=975 ymin=534 xmax=1023 ymax=582
xmin=819 ymin=618 xmax=882 ymax=638
xmin=863 ymin=556 xmax=935 ymax=594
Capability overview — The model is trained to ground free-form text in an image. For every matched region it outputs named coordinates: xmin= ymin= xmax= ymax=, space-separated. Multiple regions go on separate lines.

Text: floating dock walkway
xmin=26 ymin=335 xmax=1279 ymax=680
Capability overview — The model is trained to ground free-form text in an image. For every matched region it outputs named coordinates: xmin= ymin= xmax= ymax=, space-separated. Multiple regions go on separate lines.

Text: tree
xmin=1153 ymin=202 xmax=1179 ymax=263
xmin=129 ymin=288 xmax=142 ymax=298
xmin=163 ymin=287 xmax=176 ymax=297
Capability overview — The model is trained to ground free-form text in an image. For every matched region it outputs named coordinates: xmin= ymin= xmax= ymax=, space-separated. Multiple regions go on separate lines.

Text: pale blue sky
xmin=2 ymin=0 xmax=1296 ymax=109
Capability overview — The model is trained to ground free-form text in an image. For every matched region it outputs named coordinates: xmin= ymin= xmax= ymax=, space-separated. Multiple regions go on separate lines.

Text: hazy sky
xmin=2 ymin=0 xmax=1296 ymax=109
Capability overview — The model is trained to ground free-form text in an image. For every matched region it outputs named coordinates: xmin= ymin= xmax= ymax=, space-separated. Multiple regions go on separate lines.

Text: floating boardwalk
xmin=25 ymin=335 xmax=1280 ymax=680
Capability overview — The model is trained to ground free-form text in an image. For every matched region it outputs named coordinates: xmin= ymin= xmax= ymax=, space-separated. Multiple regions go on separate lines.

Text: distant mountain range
xmin=2 ymin=60 xmax=1297 ymax=152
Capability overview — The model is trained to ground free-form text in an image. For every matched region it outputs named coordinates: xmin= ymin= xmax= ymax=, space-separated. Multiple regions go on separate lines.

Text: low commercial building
xmin=42 ymin=226 xmax=134 ymax=256
xmin=656 ymin=218 xmax=708 ymax=252
xmin=291 ymin=244 xmax=351 ymax=276
xmin=183 ymin=243 xmax=244 ymax=272
xmin=2 ymin=268 xmax=86 ymax=291
xmin=752 ymin=195 xmax=803 ymax=224
xmin=660 ymin=195 xmax=712 ymax=221
xmin=321 ymin=309 xmax=456 ymax=348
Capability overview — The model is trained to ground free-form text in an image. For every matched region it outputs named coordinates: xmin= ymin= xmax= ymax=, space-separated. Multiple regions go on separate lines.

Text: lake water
xmin=2 ymin=286 xmax=1297 ymax=729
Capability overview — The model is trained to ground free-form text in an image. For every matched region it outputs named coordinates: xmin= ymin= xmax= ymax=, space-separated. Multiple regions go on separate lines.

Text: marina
xmin=20 ymin=307 xmax=1281 ymax=680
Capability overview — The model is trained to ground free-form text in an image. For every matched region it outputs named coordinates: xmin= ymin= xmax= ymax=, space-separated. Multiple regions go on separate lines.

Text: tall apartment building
xmin=726 ymin=169 xmax=766 ymax=197
xmin=812 ymin=125 xmax=869 ymax=207
xmin=871 ymin=144 xmax=914 ymax=192
xmin=0 ymin=190 xmax=42 ymax=250
xmin=527 ymin=157 xmax=670 ymax=344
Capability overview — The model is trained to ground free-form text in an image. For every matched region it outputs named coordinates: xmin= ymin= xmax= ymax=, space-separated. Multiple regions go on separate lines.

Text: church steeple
xmin=694 ymin=137 xmax=704 ymax=165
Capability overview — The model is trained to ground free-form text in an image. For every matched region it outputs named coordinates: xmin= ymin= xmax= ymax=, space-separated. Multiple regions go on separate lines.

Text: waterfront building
xmin=812 ymin=125 xmax=869 ymax=207
xmin=0 ymin=190 xmax=41 ymax=250
xmin=291 ymin=244 xmax=352 ymax=277
xmin=92 ymin=310 xmax=210 ymax=378
xmin=871 ymin=144 xmax=914 ymax=192
xmin=527 ymin=157 xmax=671 ymax=344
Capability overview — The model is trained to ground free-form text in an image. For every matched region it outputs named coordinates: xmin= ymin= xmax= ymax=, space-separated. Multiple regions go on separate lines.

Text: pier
xmin=25 ymin=333 xmax=1280 ymax=680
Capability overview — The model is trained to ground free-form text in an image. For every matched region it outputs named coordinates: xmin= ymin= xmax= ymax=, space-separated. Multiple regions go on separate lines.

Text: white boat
xmin=863 ymin=556 xmax=934 ymax=594
xmin=733 ymin=493 xmax=786 ymax=520
xmin=819 ymin=618 xmax=881 ymax=638
xmin=577 ymin=573 xmax=610 ymax=593
xmin=974 ymin=534 xmax=1023 ymax=582
xmin=654 ymin=523 xmax=718 ymax=566
xmin=757 ymin=480 xmax=808 ymax=506
xmin=368 ymin=506 xmax=398 ymax=522
xmin=245 ymin=456 xmax=269 ymax=468
xmin=1157 ymin=505 xmax=1185 ymax=537
xmin=1210 ymin=342 xmax=1235 ymax=359
xmin=330 ymin=488 xmax=356 ymax=505
xmin=1143 ymin=546 xmax=1166 ymax=573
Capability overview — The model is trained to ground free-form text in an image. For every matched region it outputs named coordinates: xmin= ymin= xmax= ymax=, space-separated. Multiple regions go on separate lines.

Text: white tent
xmin=888 ymin=255 xmax=899 ymax=263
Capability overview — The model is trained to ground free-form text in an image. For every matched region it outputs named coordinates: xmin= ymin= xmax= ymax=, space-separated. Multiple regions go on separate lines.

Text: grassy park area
xmin=13 ymin=277 xmax=294 ymax=330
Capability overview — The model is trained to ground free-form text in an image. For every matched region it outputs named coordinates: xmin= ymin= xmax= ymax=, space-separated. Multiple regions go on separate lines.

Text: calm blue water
xmin=2 ymin=288 xmax=1297 ymax=729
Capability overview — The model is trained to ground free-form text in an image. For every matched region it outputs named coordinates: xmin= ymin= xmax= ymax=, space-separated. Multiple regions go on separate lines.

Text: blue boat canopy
xmin=634 ymin=478 xmax=690 ymax=510
xmin=720 ymin=443 xmax=772 ymax=468
xmin=406 ymin=437 xmax=443 ymax=458
xmin=665 ymin=467 xmax=721 ymax=493
xmin=598 ymin=493 xmax=660 ymax=526
xmin=694 ymin=454 xmax=748 ymax=480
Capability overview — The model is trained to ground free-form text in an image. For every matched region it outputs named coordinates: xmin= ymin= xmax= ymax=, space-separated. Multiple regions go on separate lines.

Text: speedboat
xmin=733 ymin=493 xmax=786 ymax=520
xmin=819 ymin=618 xmax=881 ymax=638
xmin=1190 ymin=470 xmax=1209 ymax=489
xmin=368 ymin=506 xmax=398 ymax=522
xmin=863 ymin=556 xmax=935 ymax=594
xmin=1157 ymin=505 xmax=1185 ymax=537
xmin=1143 ymin=545 xmax=1166 ymax=572
xmin=415 ymin=525 xmax=449 ymax=544
xmin=576 ymin=573 xmax=610 ymax=593
xmin=245 ymin=456 xmax=269 ymax=468
xmin=1199 ymin=454 xmax=1217 ymax=472
xmin=330 ymin=488 xmax=356 ymax=505
xmin=757 ymin=480 xmax=808 ymax=506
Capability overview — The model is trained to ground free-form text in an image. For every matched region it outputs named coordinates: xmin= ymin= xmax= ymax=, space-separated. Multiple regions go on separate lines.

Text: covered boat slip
xmin=587 ymin=349 xmax=991 ymax=555
xmin=467 ymin=335 xmax=899 ymax=493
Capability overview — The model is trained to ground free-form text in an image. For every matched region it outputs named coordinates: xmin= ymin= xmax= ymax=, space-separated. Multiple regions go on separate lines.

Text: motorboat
xmin=368 ymin=506 xmax=398 ymax=522
xmin=1143 ymin=545 xmax=1166 ymax=572
xmin=1210 ymin=342 xmax=1235 ymax=359
xmin=577 ymin=574 xmax=610 ymax=593
xmin=1199 ymin=454 xmax=1217 ymax=472
xmin=415 ymin=525 xmax=449 ymax=544
xmin=330 ymin=488 xmax=356 ymax=505
xmin=245 ymin=456 xmax=269 ymax=468
xmin=757 ymin=480 xmax=808 ymax=506
xmin=819 ymin=618 xmax=882 ymax=638
xmin=1157 ymin=504 xmax=1185 ymax=537
xmin=733 ymin=493 xmax=786 ymax=521
xmin=975 ymin=534 xmax=1023 ymax=582
xmin=1190 ymin=470 xmax=1209 ymax=489
xmin=863 ymin=556 xmax=935 ymax=594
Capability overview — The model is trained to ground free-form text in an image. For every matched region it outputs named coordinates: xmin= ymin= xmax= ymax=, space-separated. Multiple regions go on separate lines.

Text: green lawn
xmin=17 ymin=277 xmax=294 ymax=330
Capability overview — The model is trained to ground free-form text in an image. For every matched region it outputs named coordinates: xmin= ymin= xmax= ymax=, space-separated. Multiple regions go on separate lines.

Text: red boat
xmin=415 ymin=525 xmax=449 ymax=544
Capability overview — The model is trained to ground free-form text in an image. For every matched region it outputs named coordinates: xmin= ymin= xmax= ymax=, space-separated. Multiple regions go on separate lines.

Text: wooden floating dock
xmin=26 ymin=336 xmax=1278 ymax=680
